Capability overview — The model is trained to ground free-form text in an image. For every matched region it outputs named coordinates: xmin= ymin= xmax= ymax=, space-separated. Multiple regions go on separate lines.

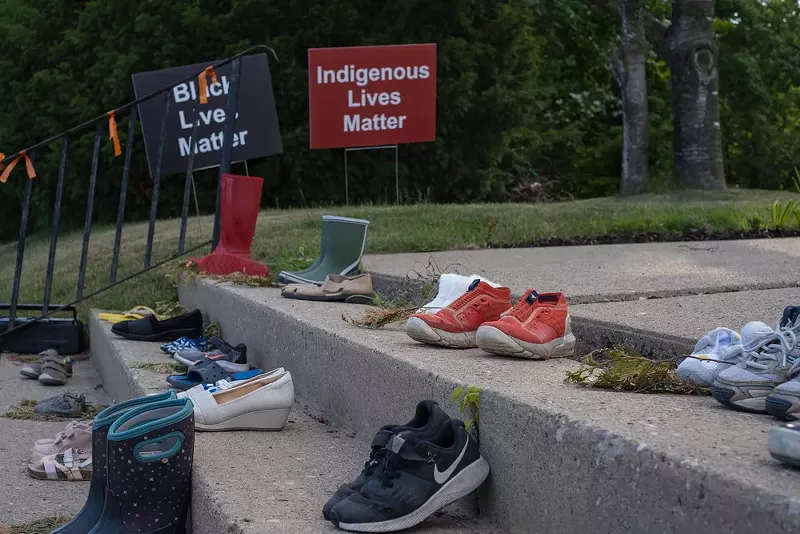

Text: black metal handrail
xmin=0 ymin=44 xmax=278 ymax=342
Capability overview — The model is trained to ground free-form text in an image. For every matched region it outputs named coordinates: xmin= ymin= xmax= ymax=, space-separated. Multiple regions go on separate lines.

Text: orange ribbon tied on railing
xmin=107 ymin=111 xmax=122 ymax=157
xmin=0 ymin=150 xmax=36 ymax=184
xmin=198 ymin=66 xmax=218 ymax=105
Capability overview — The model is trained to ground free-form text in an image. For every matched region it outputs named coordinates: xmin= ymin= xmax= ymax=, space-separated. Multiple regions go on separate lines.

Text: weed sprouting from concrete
xmin=342 ymin=306 xmax=417 ymax=329
xmin=153 ymin=300 xmax=187 ymax=317
xmin=130 ymin=362 xmax=188 ymax=374
xmin=170 ymin=262 xmax=280 ymax=289
xmin=204 ymin=323 xmax=221 ymax=339
xmin=452 ymin=386 xmax=483 ymax=441
xmin=565 ymin=347 xmax=710 ymax=395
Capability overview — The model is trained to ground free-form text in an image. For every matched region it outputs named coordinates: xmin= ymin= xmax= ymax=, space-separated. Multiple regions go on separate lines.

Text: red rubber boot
xmin=190 ymin=174 xmax=270 ymax=277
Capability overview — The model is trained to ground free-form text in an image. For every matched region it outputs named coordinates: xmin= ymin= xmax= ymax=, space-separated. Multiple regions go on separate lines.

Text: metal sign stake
xmin=343 ymin=144 xmax=400 ymax=206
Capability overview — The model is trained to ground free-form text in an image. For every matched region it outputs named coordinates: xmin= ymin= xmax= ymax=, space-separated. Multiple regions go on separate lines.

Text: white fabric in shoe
xmin=177 ymin=367 xmax=285 ymax=399
xmin=417 ymin=274 xmax=503 ymax=314
xmin=188 ymin=372 xmax=294 ymax=428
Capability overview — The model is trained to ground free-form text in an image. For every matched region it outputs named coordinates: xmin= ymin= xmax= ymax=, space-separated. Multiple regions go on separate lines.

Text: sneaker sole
xmin=475 ymin=326 xmax=575 ymax=359
xmin=405 ymin=317 xmax=477 ymax=349
xmin=332 ymin=456 xmax=490 ymax=532
xmin=20 ymin=369 xmax=40 ymax=380
xmin=38 ymin=373 xmax=67 ymax=386
xmin=710 ymin=382 xmax=771 ymax=414
xmin=768 ymin=425 xmax=800 ymax=467
xmin=766 ymin=393 xmax=800 ymax=421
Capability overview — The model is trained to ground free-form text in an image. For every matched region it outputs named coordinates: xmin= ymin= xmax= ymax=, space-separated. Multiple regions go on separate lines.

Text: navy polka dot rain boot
xmin=50 ymin=391 xmax=177 ymax=534
xmin=87 ymin=397 xmax=195 ymax=534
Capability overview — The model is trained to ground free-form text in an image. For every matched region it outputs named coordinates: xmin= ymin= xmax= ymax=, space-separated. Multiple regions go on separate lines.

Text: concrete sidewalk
xmin=364 ymin=237 xmax=800 ymax=303
xmin=0 ymin=353 xmax=108 ymax=526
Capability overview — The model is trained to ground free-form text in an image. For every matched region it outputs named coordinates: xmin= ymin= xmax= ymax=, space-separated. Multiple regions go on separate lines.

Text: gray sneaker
xmin=711 ymin=306 xmax=800 ymax=414
xmin=34 ymin=392 xmax=86 ymax=418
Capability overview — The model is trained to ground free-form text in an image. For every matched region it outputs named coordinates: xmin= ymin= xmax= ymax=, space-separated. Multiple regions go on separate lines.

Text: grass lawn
xmin=0 ymin=189 xmax=798 ymax=323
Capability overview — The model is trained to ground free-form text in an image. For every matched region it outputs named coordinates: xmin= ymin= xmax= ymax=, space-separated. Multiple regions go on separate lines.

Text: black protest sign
xmin=132 ymin=53 xmax=282 ymax=177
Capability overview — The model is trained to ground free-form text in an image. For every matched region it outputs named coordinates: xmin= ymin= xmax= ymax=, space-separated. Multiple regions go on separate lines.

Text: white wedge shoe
xmin=187 ymin=371 xmax=295 ymax=431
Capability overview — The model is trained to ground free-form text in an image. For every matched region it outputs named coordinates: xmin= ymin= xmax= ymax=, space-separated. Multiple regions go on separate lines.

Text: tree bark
xmin=614 ymin=0 xmax=649 ymax=195
xmin=666 ymin=0 xmax=725 ymax=189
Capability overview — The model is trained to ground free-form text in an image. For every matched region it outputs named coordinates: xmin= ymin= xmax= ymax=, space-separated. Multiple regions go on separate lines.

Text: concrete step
xmin=364 ymin=237 xmax=800 ymax=303
xmin=89 ymin=314 xmax=501 ymax=533
xmin=177 ymin=280 xmax=800 ymax=533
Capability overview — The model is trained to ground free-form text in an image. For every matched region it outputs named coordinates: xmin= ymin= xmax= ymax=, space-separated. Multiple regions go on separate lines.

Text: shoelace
xmin=742 ymin=327 xmax=800 ymax=376
xmin=356 ymin=448 xmax=389 ymax=481
xmin=508 ymin=302 xmax=530 ymax=321
xmin=377 ymin=451 xmax=408 ymax=489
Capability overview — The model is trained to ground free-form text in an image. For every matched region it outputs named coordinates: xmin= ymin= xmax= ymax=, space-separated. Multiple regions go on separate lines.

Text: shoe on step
xmin=166 ymin=360 xmax=262 ymax=391
xmin=712 ymin=306 xmax=800 ymax=414
xmin=281 ymin=274 xmax=376 ymax=304
xmin=416 ymin=274 xmax=499 ymax=315
xmin=185 ymin=371 xmax=294 ymax=431
xmin=406 ymin=279 xmax=511 ymax=348
xmin=112 ymin=309 xmax=203 ymax=342
xmin=476 ymin=290 xmax=575 ymax=359
xmin=160 ymin=335 xmax=208 ymax=354
xmin=676 ymin=325 xmax=763 ymax=387
xmin=322 ymin=400 xmax=451 ymax=520
xmin=329 ymin=419 xmax=489 ymax=532
xmin=173 ymin=336 xmax=247 ymax=367
xmin=176 ymin=367 xmax=286 ymax=399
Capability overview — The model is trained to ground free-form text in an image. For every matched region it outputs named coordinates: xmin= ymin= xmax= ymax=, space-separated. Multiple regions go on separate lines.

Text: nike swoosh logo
xmin=433 ymin=440 xmax=469 ymax=485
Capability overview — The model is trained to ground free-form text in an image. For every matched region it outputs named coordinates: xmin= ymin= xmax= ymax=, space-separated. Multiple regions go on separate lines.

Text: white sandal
xmin=27 ymin=448 xmax=92 ymax=481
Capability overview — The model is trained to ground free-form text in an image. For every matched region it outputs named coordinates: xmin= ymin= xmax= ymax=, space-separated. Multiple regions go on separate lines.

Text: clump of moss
xmin=178 ymin=263 xmax=278 ymax=288
xmin=565 ymin=346 xmax=710 ymax=395
xmin=130 ymin=362 xmax=188 ymax=374
xmin=342 ymin=307 xmax=418 ymax=329
xmin=4 ymin=516 xmax=72 ymax=534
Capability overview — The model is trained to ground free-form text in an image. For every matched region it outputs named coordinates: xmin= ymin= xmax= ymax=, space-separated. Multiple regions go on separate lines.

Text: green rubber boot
xmin=279 ymin=215 xmax=369 ymax=284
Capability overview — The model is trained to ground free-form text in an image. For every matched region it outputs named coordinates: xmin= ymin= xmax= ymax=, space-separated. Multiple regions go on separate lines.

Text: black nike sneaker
xmin=329 ymin=419 xmax=490 ymax=532
xmin=323 ymin=400 xmax=450 ymax=520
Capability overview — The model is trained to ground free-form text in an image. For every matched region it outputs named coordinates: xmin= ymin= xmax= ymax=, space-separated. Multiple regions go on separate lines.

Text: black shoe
xmin=208 ymin=335 xmax=247 ymax=364
xmin=322 ymin=400 xmax=450 ymax=520
xmin=329 ymin=419 xmax=490 ymax=532
xmin=111 ymin=309 xmax=203 ymax=342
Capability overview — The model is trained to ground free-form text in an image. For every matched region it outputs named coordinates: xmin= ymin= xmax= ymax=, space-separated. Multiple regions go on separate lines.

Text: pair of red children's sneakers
xmin=406 ymin=279 xmax=575 ymax=359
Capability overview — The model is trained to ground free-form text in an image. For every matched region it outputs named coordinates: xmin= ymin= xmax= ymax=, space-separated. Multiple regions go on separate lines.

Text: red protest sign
xmin=308 ymin=44 xmax=437 ymax=150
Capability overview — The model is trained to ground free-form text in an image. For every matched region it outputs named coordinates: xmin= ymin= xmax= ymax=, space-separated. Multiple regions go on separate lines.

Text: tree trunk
xmin=667 ymin=0 xmax=725 ymax=189
xmin=614 ymin=0 xmax=649 ymax=195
